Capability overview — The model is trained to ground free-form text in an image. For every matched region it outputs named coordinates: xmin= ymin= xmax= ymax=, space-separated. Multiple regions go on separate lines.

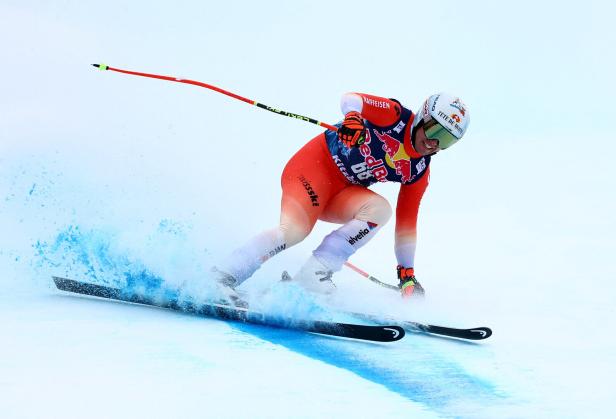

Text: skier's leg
xmin=215 ymin=227 xmax=288 ymax=286
xmin=216 ymin=134 xmax=348 ymax=286
xmin=317 ymin=185 xmax=392 ymax=268
xmin=294 ymin=186 xmax=392 ymax=292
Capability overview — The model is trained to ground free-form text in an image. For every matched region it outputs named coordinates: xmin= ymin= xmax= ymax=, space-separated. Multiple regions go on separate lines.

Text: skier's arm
xmin=394 ymin=168 xmax=430 ymax=269
xmin=340 ymin=92 xmax=402 ymax=127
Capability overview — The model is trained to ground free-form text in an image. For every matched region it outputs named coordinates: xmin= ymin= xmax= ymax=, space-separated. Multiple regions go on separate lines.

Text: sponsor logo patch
xmin=393 ymin=120 xmax=406 ymax=134
xmin=260 ymin=244 xmax=287 ymax=262
xmin=374 ymin=131 xmax=412 ymax=183
xmin=450 ymin=98 xmax=466 ymax=116
xmin=363 ymin=97 xmax=391 ymax=109
xmin=348 ymin=228 xmax=370 ymax=245
xmin=416 ymin=158 xmax=426 ymax=173
xmin=298 ymin=175 xmax=319 ymax=206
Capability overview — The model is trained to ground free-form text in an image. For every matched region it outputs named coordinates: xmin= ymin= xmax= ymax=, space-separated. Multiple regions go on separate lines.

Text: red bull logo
xmin=374 ymin=131 xmax=412 ymax=183
xmin=393 ymin=159 xmax=412 ymax=183
xmin=358 ymin=130 xmax=388 ymax=182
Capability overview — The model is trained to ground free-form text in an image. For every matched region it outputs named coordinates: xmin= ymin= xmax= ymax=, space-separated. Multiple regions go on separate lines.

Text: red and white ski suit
xmin=223 ymin=93 xmax=429 ymax=283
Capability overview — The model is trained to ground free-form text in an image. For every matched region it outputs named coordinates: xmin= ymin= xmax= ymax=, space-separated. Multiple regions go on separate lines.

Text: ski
xmin=52 ymin=277 xmax=404 ymax=343
xmin=347 ymin=311 xmax=492 ymax=341
xmin=280 ymin=270 xmax=492 ymax=341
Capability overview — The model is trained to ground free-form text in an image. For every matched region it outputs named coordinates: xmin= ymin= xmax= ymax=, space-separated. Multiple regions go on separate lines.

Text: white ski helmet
xmin=412 ymin=93 xmax=470 ymax=149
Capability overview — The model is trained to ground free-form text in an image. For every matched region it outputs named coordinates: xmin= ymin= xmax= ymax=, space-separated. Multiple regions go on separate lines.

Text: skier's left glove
xmin=397 ymin=266 xmax=425 ymax=299
xmin=338 ymin=111 xmax=366 ymax=148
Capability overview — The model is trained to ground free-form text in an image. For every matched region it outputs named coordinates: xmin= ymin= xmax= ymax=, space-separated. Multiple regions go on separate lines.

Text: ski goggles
xmin=423 ymin=118 xmax=460 ymax=150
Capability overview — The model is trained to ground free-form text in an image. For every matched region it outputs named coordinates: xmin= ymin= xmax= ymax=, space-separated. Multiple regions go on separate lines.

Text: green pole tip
xmin=92 ymin=63 xmax=108 ymax=71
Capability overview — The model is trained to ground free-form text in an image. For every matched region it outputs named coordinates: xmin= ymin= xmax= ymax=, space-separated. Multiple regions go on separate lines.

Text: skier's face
xmin=414 ymin=125 xmax=441 ymax=156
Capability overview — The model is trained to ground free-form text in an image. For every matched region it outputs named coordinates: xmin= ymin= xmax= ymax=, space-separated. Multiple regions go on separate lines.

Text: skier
xmin=213 ymin=92 xmax=469 ymax=301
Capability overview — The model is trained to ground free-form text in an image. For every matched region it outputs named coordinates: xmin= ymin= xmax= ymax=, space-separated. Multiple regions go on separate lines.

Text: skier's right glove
xmin=397 ymin=265 xmax=425 ymax=299
xmin=338 ymin=111 xmax=366 ymax=148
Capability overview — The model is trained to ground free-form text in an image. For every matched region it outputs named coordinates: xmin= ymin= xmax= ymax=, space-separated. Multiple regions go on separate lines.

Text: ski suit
xmin=222 ymin=93 xmax=430 ymax=284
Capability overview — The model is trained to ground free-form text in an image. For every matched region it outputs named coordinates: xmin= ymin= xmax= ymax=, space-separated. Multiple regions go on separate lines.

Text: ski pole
xmin=343 ymin=261 xmax=400 ymax=292
xmin=92 ymin=64 xmax=338 ymax=132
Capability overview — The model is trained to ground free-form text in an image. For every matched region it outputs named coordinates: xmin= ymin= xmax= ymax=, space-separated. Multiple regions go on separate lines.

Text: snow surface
xmin=2 ymin=1 xmax=616 ymax=418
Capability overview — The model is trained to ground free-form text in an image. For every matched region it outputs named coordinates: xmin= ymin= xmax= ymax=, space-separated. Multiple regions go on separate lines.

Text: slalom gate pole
xmin=343 ymin=262 xmax=400 ymax=292
xmin=92 ymin=64 xmax=338 ymax=132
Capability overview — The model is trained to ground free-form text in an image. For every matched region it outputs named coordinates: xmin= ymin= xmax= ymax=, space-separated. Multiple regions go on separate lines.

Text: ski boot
xmin=290 ymin=255 xmax=337 ymax=294
xmin=397 ymin=266 xmax=425 ymax=299
xmin=211 ymin=266 xmax=248 ymax=308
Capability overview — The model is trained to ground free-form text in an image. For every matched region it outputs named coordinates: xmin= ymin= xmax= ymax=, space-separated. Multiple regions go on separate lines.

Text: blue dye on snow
xmin=230 ymin=321 xmax=505 ymax=416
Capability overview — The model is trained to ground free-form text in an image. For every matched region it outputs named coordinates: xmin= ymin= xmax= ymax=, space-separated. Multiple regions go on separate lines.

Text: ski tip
xmin=384 ymin=326 xmax=405 ymax=341
xmin=468 ymin=327 xmax=493 ymax=340
xmin=52 ymin=276 xmax=79 ymax=291
xmin=52 ymin=276 xmax=65 ymax=286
